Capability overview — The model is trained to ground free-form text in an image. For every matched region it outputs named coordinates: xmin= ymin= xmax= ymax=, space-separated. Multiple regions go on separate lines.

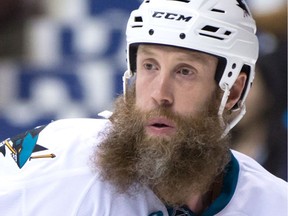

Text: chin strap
xmin=218 ymin=83 xmax=230 ymax=119
xmin=223 ymin=104 xmax=246 ymax=137
xmin=218 ymin=83 xmax=246 ymax=138
xmin=122 ymin=70 xmax=133 ymax=99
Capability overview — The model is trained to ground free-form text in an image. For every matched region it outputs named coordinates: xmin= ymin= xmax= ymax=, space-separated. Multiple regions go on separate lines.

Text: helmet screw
xmin=149 ymin=29 xmax=154 ymax=35
xmin=180 ymin=33 xmax=186 ymax=39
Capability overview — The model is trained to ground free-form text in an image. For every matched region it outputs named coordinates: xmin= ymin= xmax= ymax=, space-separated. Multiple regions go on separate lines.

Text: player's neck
xmin=186 ymin=174 xmax=223 ymax=214
xmin=185 ymin=193 xmax=206 ymax=214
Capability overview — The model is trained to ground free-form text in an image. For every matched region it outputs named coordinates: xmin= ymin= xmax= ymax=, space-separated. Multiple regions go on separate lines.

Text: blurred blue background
xmin=0 ymin=0 xmax=142 ymax=139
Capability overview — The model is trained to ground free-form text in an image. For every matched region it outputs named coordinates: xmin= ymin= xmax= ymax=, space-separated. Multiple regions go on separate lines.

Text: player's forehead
xmin=137 ymin=44 xmax=217 ymax=64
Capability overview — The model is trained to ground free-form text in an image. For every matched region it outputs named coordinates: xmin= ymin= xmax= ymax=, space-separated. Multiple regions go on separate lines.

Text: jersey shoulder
xmin=0 ymin=118 xmax=110 ymax=171
xmin=0 ymin=118 xmax=169 ymax=215
xmin=224 ymin=150 xmax=288 ymax=216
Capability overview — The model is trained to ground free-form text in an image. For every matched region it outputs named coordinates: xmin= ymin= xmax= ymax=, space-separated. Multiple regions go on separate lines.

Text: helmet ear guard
xmin=124 ymin=0 xmax=259 ymax=135
xmin=128 ymin=44 xmax=139 ymax=74
xmin=218 ymin=58 xmax=254 ymax=109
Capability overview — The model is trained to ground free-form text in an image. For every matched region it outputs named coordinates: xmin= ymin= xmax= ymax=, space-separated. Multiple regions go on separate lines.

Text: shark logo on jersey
xmin=0 ymin=125 xmax=56 ymax=168
xmin=236 ymin=0 xmax=250 ymax=17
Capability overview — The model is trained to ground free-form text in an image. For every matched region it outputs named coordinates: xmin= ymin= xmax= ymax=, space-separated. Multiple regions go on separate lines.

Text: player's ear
xmin=225 ymin=72 xmax=247 ymax=110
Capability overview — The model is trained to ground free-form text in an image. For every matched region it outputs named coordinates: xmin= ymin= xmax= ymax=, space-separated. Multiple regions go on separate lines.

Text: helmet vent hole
xmin=134 ymin=16 xmax=143 ymax=22
xmin=180 ymin=33 xmax=186 ymax=39
xmin=228 ymin=72 xmax=233 ymax=77
xmin=199 ymin=25 xmax=231 ymax=41
xmin=232 ymin=63 xmax=236 ymax=69
xmin=202 ymin=25 xmax=219 ymax=32
xmin=149 ymin=29 xmax=154 ymax=35
xmin=211 ymin=8 xmax=225 ymax=13
xmin=225 ymin=31 xmax=232 ymax=36
xmin=145 ymin=0 xmax=150 ymax=3
xmin=132 ymin=16 xmax=143 ymax=28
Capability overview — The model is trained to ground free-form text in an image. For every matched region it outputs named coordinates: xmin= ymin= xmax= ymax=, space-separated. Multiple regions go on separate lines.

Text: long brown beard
xmin=94 ymin=86 xmax=231 ymax=207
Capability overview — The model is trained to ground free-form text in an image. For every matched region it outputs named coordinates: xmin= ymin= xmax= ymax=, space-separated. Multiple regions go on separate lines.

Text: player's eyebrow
xmin=138 ymin=44 xmax=216 ymax=65
xmin=137 ymin=45 xmax=156 ymax=57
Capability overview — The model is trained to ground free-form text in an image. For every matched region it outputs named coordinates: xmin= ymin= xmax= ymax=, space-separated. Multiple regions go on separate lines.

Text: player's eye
xmin=177 ymin=67 xmax=195 ymax=76
xmin=144 ymin=63 xmax=157 ymax=71
xmin=179 ymin=68 xmax=190 ymax=75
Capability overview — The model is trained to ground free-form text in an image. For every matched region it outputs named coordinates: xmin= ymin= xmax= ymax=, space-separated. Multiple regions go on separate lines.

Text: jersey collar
xmin=166 ymin=151 xmax=240 ymax=216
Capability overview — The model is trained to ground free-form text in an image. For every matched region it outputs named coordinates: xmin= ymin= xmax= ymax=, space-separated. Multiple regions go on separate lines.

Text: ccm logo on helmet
xmin=152 ymin=11 xmax=192 ymax=22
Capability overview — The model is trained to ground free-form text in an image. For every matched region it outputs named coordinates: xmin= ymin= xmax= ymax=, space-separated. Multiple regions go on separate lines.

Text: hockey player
xmin=0 ymin=0 xmax=287 ymax=215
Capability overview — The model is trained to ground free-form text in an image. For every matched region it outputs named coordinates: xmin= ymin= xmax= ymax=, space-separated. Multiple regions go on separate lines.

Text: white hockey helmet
xmin=124 ymin=0 xmax=259 ymax=135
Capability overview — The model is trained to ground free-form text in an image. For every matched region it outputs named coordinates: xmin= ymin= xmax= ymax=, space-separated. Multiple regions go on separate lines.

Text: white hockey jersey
xmin=0 ymin=118 xmax=287 ymax=216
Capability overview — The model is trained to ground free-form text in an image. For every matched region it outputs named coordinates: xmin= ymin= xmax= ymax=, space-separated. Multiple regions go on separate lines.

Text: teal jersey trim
xmin=201 ymin=151 xmax=239 ymax=215
xmin=149 ymin=211 xmax=164 ymax=216
xmin=166 ymin=151 xmax=240 ymax=216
